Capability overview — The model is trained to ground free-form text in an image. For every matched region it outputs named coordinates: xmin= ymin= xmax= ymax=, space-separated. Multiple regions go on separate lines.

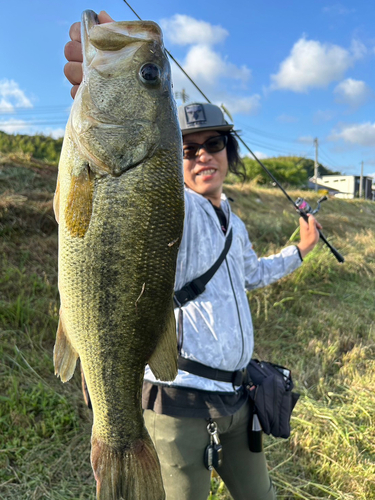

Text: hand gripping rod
xmin=234 ymin=138 xmax=344 ymax=263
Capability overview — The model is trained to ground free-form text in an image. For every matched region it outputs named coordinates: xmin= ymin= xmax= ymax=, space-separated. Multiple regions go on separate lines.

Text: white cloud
xmin=41 ymin=127 xmax=65 ymax=139
xmin=160 ymin=14 xmax=228 ymax=46
xmin=270 ymin=37 xmax=363 ymax=92
xmin=330 ymin=122 xmax=375 ymax=146
xmin=334 ymin=78 xmax=372 ymax=107
xmin=0 ymin=99 xmax=15 ymax=113
xmin=251 ymin=151 xmax=269 ymax=159
xmin=0 ymin=118 xmax=64 ymax=138
xmin=171 ymin=52 xmax=257 ymax=116
xmin=182 ymin=44 xmax=250 ymax=86
xmin=218 ymin=94 xmax=261 ymax=115
xmin=161 ymin=14 xmax=257 ymax=117
xmin=322 ymin=4 xmax=356 ymax=16
xmin=0 ymin=79 xmax=33 ymax=113
xmin=172 ymin=68 xmax=261 ymax=116
xmin=276 ymin=114 xmax=299 ymax=123
xmin=313 ymin=109 xmax=336 ymax=124
xmin=350 ymin=39 xmax=367 ymax=60
xmin=0 ymin=118 xmax=30 ymax=134
xmin=298 ymin=135 xmax=314 ymax=144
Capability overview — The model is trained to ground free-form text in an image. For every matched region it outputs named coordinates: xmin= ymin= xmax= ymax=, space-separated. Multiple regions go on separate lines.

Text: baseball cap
xmin=178 ymin=103 xmax=234 ymax=136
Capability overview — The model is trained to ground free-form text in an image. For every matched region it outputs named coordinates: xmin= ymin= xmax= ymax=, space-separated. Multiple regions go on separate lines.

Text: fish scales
xmin=53 ymin=10 xmax=184 ymax=500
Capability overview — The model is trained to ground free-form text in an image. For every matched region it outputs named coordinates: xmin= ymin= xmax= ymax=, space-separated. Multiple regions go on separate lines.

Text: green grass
xmin=1 ymin=162 xmax=374 ymax=499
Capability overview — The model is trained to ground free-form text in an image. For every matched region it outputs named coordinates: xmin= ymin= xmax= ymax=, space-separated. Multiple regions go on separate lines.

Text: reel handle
xmin=299 ymin=211 xmax=345 ymax=264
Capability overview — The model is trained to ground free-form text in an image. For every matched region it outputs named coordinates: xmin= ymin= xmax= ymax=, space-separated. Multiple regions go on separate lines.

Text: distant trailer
xmin=318 ymin=175 xmax=374 ymax=200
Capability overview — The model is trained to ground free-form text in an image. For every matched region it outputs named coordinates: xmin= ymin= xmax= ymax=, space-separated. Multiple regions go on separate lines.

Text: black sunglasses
xmin=183 ymin=135 xmax=228 ymax=160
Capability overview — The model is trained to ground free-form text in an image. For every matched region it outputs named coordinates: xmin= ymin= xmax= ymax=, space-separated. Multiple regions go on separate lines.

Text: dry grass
xmin=1 ymin=164 xmax=374 ymax=499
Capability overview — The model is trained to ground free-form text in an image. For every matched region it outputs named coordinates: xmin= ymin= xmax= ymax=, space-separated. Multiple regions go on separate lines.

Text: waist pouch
xmin=247 ymin=359 xmax=300 ymax=439
xmin=177 ymin=356 xmax=299 ymax=439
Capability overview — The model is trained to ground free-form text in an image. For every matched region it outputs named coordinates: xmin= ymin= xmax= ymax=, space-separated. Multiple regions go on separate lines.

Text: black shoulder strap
xmin=174 ymin=228 xmax=233 ymax=307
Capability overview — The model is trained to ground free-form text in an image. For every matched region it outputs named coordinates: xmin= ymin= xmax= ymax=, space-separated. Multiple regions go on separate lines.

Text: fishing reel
xmin=295 ymin=195 xmax=327 ymax=216
xmin=294 ymin=195 xmax=344 ymax=263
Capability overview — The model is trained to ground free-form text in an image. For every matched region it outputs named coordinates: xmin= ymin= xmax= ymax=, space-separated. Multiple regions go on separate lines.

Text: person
xmin=64 ymin=12 xmax=321 ymax=500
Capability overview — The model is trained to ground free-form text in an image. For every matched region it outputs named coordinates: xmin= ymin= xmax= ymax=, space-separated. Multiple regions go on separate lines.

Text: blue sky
xmin=1 ymin=0 xmax=374 ymax=177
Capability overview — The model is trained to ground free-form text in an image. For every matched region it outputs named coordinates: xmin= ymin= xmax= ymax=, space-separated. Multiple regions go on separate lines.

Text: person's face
xmin=182 ymin=131 xmax=229 ymax=207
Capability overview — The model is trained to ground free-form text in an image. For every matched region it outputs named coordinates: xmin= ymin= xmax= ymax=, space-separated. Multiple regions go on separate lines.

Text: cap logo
xmin=185 ymin=104 xmax=206 ymax=126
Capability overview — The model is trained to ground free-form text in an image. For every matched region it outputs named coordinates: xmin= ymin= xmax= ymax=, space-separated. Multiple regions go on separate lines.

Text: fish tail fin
xmin=53 ymin=310 xmax=79 ymax=382
xmin=91 ymin=430 xmax=165 ymax=500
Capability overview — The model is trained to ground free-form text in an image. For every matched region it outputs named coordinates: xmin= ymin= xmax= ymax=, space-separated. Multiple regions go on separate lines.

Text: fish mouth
xmin=81 ymin=11 xmax=165 ymax=75
xmin=87 ymin=19 xmax=164 ymax=52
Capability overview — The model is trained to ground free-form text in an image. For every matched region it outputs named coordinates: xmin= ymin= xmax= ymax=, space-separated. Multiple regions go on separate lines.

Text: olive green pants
xmin=144 ymin=401 xmax=276 ymax=500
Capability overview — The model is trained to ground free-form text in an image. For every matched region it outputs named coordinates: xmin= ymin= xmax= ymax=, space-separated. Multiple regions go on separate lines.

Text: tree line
xmin=235 ymin=156 xmax=341 ymax=186
xmin=0 ymin=131 xmax=340 ymax=187
xmin=0 ymin=131 xmax=63 ymax=165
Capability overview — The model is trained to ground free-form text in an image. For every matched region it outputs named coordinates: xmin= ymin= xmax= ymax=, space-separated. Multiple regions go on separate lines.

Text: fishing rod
xmin=122 ymin=0 xmax=344 ymax=264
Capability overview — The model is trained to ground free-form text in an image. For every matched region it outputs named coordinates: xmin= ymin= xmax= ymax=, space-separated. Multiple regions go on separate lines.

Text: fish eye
xmin=139 ymin=63 xmax=161 ymax=85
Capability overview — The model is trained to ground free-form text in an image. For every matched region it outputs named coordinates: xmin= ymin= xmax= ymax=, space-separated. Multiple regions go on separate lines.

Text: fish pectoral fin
xmin=148 ymin=305 xmax=178 ymax=382
xmin=65 ymin=164 xmax=94 ymax=238
xmin=53 ymin=311 xmax=79 ymax=383
xmin=53 ymin=174 xmax=60 ymax=224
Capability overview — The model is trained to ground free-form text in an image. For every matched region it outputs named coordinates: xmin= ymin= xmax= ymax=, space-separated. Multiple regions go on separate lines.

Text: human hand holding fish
xmin=64 ymin=10 xmax=114 ymax=98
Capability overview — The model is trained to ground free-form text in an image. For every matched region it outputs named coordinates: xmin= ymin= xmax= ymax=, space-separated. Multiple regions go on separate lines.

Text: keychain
xmin=204 ymin=420 xmax=223 ymax=470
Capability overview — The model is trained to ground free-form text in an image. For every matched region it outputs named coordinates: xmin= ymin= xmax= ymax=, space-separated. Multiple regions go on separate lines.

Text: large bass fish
xmin=53 ymin=10 xmax=184 ymax=500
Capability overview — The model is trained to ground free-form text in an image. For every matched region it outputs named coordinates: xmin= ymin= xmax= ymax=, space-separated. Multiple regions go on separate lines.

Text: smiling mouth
xmin=197 ymin=169 xmax=216 ymax=176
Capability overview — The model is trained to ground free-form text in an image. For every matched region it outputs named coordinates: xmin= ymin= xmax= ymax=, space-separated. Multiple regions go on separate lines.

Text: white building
xmin=315 ymin=175 xmax=374 ymax=200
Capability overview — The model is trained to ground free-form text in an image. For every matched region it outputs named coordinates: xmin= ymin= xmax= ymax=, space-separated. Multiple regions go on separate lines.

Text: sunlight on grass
xmin=1 ymin=161 xmax=374 ymax=499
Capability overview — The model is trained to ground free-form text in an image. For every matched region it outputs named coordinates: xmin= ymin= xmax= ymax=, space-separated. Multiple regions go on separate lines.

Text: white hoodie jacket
xmin=144 ymin=187 xmax=302 ymax=393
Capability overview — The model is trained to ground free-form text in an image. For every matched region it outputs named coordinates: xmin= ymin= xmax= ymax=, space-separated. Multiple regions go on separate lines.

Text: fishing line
xmin=122 ymin=0 xmax=212 ymax=103
xmin=122 ymin=0 xmax=344 ymax=263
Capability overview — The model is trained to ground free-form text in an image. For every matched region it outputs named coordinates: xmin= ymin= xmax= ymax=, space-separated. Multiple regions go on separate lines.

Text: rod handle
xmin=318 ymin=230 xmax=345 ymax=263
xmin=299 ymin=211 xmax=345 ymax=264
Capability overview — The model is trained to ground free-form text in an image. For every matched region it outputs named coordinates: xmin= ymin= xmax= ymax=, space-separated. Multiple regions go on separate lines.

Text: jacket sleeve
xmin=243 ymin=228 xmax=302 ymax=291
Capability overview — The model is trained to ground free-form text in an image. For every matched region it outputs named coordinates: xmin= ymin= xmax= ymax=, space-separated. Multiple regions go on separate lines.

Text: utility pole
xmin=175 ymin=88 xmax=189 ymax=104
xmin=314 ymin=138 xmax=319 ymax=192
xmin=359 ymin=161 xmax=364 ymax=198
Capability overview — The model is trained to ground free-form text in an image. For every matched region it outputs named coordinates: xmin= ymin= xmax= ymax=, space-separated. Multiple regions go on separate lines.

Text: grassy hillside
xmin=0 ymin=131 xmax=63 ymax=165
xmin=1 ymin=154 xmax=374 ymax=499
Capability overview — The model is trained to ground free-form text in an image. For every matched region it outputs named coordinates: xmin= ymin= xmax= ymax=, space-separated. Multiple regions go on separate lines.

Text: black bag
xmin=247 ymin=359 xmax=300 ymax=439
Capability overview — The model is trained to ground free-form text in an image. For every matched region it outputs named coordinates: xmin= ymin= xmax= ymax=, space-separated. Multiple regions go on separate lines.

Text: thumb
xmin=98 ymin=11 xmax=115 ymax=23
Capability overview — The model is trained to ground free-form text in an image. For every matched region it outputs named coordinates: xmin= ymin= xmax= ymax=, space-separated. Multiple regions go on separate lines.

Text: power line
xmin=235 ymin=118 xmax=307 ymax=145
xmin=318 ymin=146 xmax=341 ymax=170
xmin=0 ymin=119 xmax=66 ymax=127
xmin=0 ymin=104 xmax=70 ymax=115
xmin=240 ymin=133 xmax=311 ymax=157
